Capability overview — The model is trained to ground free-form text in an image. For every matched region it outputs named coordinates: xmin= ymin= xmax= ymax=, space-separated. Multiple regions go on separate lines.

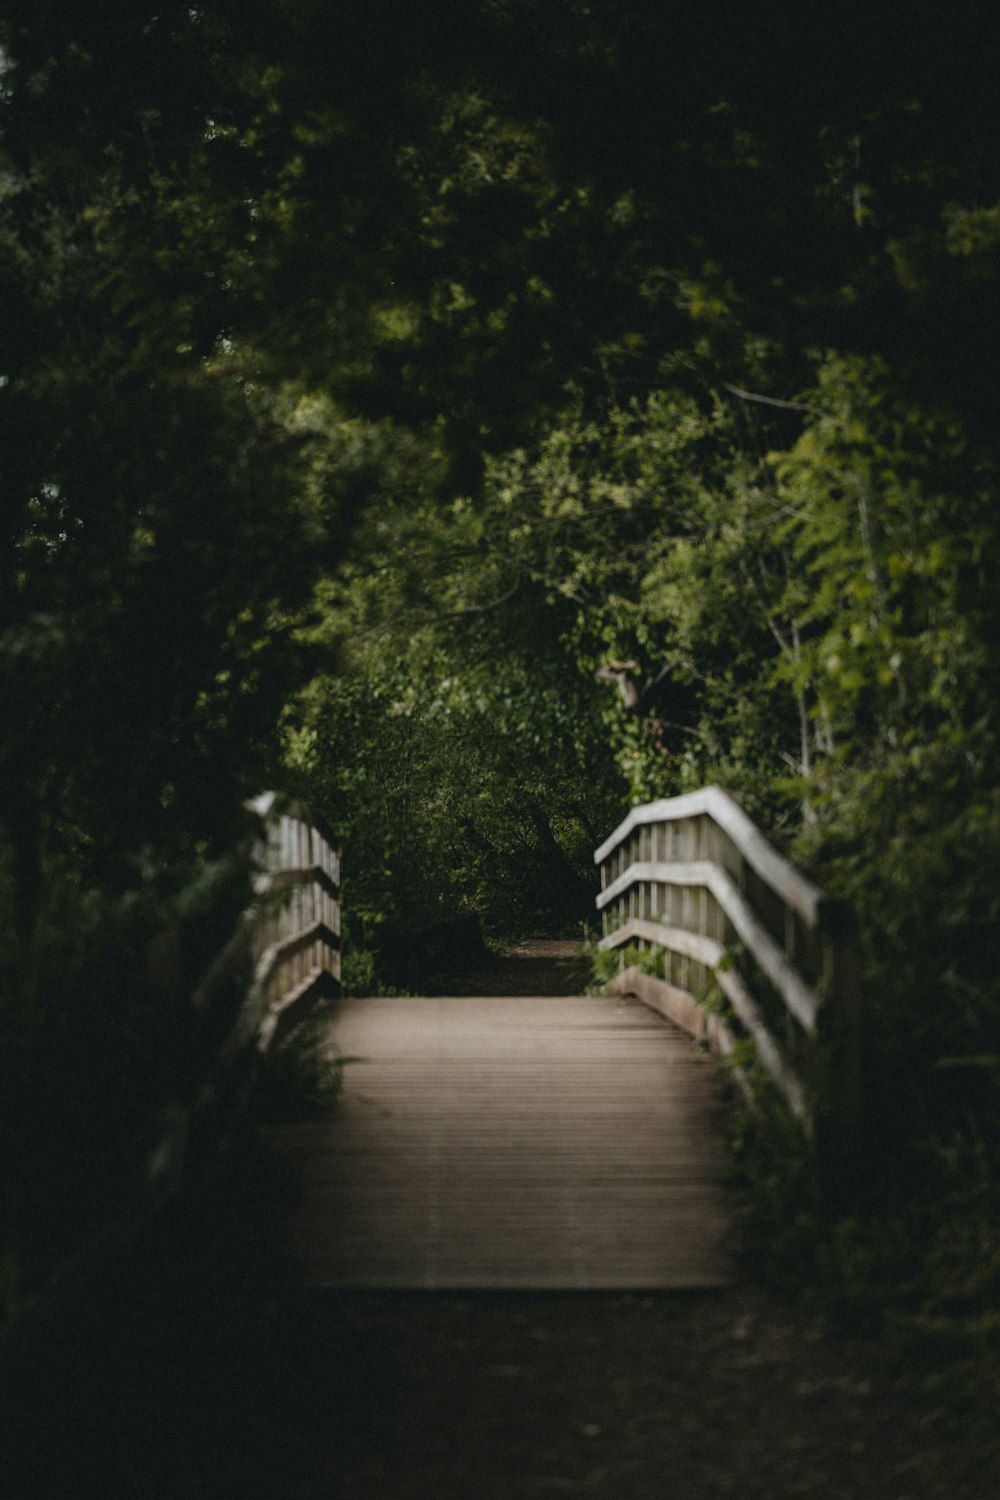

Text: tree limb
xmin=721 ymin=382 xmax=823 ymax=415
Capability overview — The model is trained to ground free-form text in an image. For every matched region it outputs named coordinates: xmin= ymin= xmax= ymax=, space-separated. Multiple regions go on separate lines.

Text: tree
xmin=281 ymin=485 xmax=625 ymax=967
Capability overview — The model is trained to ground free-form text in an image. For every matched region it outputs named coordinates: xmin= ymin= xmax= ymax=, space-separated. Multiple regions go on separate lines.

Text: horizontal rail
xmin=264 ymin=864 xmax=341 ymax=899
xmin=713 ymin=964 xmax=809 ymax=1124
xmin=254 ymin=919 xmax=341 ymax=992
xmin=602 ymin=917 xmax=724 ymax=969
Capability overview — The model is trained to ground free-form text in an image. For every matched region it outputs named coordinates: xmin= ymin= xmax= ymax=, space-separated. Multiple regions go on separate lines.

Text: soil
xmin=4 ymin=945 xmax=998 ymax=1498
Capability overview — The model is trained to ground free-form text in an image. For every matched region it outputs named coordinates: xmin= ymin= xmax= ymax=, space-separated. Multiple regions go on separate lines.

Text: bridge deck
xmin=264 ymin=989 xmax=733 ymax=1289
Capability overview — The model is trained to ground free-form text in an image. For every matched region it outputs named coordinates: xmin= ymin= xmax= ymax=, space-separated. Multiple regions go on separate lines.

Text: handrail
xmin=594 ymin=785 xmax=860 ymax=1157
xmin=239 ymin=791 xmax=342 ymax=1052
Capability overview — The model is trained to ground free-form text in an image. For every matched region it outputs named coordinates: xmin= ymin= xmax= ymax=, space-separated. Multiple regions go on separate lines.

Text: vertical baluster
xmin=629 ymin=834 xmax=638 ymax=924
xmin=644 ymin=828 xmax=653 ymax=918
xmin=639 ymin=824 xmax=647 ymax=919
xmin=668 ymin=819 xmax=677 ymax=928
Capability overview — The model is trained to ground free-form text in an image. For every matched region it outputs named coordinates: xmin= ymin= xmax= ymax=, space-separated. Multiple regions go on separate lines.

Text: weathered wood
xmin=594 ymin=785 xmax=824 ymax=923
xmin=597 ymin=858 xmax=718 ymax=910
xmin=713 ymin=966 xmax=810 ymax=1124
xmin=234 ymin=798 xmax=342 ymax=1057
xmin=594 ymin=787 xmax=859 ymax=1146
xmin=600 ymin=917 xmax=725 ymax=969
xmin=609 ymin=965 xmax=721 ymax=1044
xmin=265 ymin=992 xmax=733 ymax=1290
xmin=598 ymin=860 xmax=822 ymax=1034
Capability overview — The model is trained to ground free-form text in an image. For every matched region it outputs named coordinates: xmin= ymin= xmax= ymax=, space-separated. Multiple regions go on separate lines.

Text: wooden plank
xmin=264 ymin=993 xmax=732 ymax=1290
xmin=268 ymin=864 xmax=341 ymax=899
xmin=596 ymin=858 xmax=718 ymax=910
xmin=714 ymin=966 xmax=810 ymax=1124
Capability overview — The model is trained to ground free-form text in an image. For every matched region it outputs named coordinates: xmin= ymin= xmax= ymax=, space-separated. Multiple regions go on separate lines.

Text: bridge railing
xmin=202 ymin=792 xmax=342 ymax=1071
xmin=594 ymin=786 xmax=860 ymax=1156
xmin=244 ymin=791 xmax=342 ymax=1050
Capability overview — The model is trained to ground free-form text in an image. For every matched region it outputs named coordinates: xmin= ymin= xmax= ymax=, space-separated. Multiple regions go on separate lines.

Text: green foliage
xmin=728 ymin=1089 xmax=1000 ymax=1414
xmin=0 ymin=843 xmax=252 ymax=1315
xmin=277 ymin=476 xmax=625 ymax=968
xmin=255 ymin=1011 xmax=345 ymax=1123
xmin=283 ymin=597 xmax=622 ymax=960
xmin=584 ymin=940 xmax=622 ymax=995
xmin=340 ymin=943 xmax=411 ymax=999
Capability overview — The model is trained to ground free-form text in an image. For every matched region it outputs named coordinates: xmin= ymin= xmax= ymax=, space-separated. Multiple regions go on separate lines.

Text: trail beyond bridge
xmin=263 ymin=942 xmax=732 ymax=1290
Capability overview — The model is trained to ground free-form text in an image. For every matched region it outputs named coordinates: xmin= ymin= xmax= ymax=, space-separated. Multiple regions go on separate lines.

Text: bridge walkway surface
xmin=262 ymin=942 xmax=731 ymax=1291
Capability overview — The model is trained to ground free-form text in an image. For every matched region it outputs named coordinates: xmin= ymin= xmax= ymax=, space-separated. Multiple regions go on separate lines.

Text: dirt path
xmin=170 ymin=1286 xmax=992 ymax=1499
xmin=428 ymin=938 xmax=593 ymax=995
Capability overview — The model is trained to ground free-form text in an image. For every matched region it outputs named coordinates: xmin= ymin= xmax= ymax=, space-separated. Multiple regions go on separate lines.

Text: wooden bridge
xmin=236 ymin=786 xmax=860 ymax=1292
xmin=7 ymin=784 xmax=857 ymax=1310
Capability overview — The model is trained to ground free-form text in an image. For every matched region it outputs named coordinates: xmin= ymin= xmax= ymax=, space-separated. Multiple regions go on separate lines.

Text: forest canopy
xmin=2 ymin=1 xmax=1000 ymax=1335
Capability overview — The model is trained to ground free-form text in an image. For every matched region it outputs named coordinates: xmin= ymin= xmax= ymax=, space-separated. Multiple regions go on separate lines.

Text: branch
xmin=641 ymin=663 xmax=672 ymax=699
xmin=721 ymin=382 xmax=823 ymax=416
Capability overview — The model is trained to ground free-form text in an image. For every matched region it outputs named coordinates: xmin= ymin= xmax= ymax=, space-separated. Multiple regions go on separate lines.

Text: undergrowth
xmin=255 ymin=1007 xmax=347 ymax=1123
xmin=726 ymin=1073 xmax=1000 ymax=1430
xmin=0 ymin=848 xmax=251 ymax=1332
xmin=584 ymin=935 xmax=1000 ymax=1427
xmin=582 ymin=933 xmax=666 ymax=993
xmin=340 ymin=943 xmax=411 ymax=998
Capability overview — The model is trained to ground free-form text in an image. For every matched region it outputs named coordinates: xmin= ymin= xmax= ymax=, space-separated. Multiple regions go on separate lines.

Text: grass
xmin=254 ymin=1006 xmax=347 ymax=1123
